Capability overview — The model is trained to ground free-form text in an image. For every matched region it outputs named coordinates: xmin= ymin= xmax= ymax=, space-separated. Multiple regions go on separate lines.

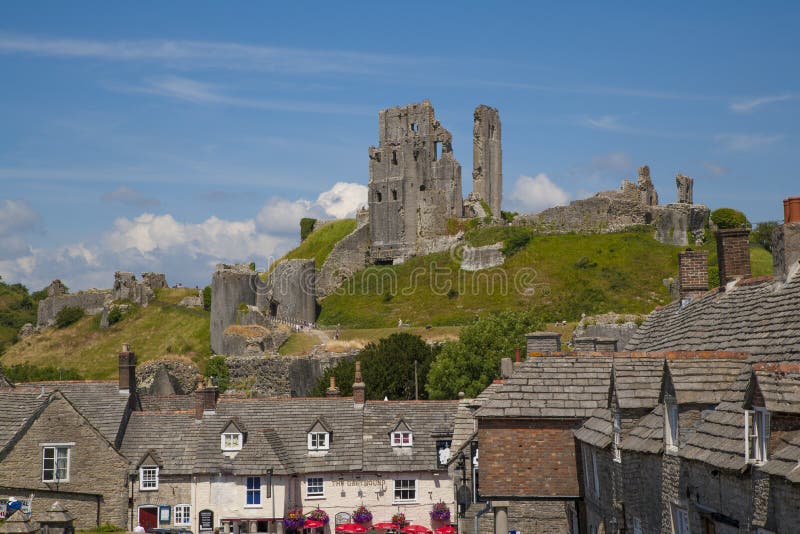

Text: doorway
xmin=139 ymin=506 xmax=158 ymax=531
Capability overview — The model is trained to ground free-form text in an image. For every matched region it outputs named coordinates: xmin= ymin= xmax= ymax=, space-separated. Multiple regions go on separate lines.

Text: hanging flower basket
xmin=430 ymin=502 xmax=451 ymax=522
xmin=352 ymin=505 xmax=373 ymax=524
xmin=391 ymin=512 xmax=408 ymax=528
xmin=283 ymin=508 xmax=305 ymax=530
xmin=307 ymin=508 xmax=330 ymax=524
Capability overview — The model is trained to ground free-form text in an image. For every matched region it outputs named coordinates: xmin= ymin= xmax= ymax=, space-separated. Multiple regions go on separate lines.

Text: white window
xmin=632 ymin=517 xmax=642 ymax=534
xmin=307 ymin=431 xmax=329 ymax=450
xmin=670 ymin=504 xmax=690 ymax=534
xmin=582 ymin=447 xmax=600 ymax=497
xmin=306 ymin=477 xmax=324 ymax=498
xmin=664 ymin=399 xmax=679 ymax=453
xmin=745 ymin=408 xmax=771 ymax=464
xmin=393 ymin=479 xmax=416 ymax=503
xmin=391 ymin=431 xmax=413 ymax=447
xmin=42 ymin=446 xmax=70 ymax=482
xmin=612 ymin=411 xmax=622 ymax=463
xmin=174 ymin=504 xmax=191 ymax=526
xmin=221 ymin=432 xmax=242 ymax=451
xmin=140 ymin=466 xmax=159 ymax=491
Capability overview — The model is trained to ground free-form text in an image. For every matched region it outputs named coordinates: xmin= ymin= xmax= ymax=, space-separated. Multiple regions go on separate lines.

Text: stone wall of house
xmin=131 ymin=475 xmax=193 ymax=531
xmin=683 ymin=460 xmax=752 ymax=534
xmin=0 ymin=395 xmax=129 ymax=529
xmin=460 ymin=243 xmax=504 ymax=271
xmin=225 ymin=349 xmax=356 ymax=398
xmin=621 ymin=451 xmax=663 ymax=533
xmin=503 ymin=501 xmax=571 ymax=534
xmin=765 ymin=476 xmax=800 ymax=532
xmin=317 ymin=223 xmax=371 ymax=298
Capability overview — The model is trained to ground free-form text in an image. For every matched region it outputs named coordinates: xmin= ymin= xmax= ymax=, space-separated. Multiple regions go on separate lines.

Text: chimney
xmin=326 ymin=375 xmax=341 ymax=397
xmin=715 ymin=228 xmax=751 ymax=286
xmin=352 ymin=361 xmax=366 ymax=407
xmin=773 ymin=197 xmax=800 ymax=282
xmin=118 ymin=343 xmax=136 ymax=394
xmin=678 ymin=249 xmax=709 ymax=299
xmin=525 ymin=331 xmax=561 ymax=356
xmin=500 ymin=358 xmax=513 ymax=379
xmin=515 ymin=347 xmax=521 ymax=363
xmin=194 ymin=378 xmax=219 ymax=420
xmin=594 ymin=338 xmax=618 ymax=352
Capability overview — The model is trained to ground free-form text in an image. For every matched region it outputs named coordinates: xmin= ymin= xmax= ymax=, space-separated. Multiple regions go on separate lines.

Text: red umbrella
xmin=401 ymin=526 xmax=433 ymax=534
xmin=373 ymin=523 xmax=400 ymax=530
xmin=335 ymin=524 xmax=368 ymax=533
xmin=434 ymin=527 xmax=457 ymax=534
xmin=304 ymin=519 xmax=325 ymax=529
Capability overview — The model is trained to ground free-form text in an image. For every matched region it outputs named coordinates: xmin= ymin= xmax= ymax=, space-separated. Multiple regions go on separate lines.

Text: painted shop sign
xmin=330 ymin=479 xmax=387 ymax=489
xmin=199 ymin=509 xmax=214 ymax=531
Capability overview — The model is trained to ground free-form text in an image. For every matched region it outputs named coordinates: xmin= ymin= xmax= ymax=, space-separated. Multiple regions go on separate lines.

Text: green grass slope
xmin=0 ymin=278 xmax=45 ymax=355
xmin=277 ymin=219 xmax=357 ymax=268
xmin=0 ymin=288 xmax=211 ymax=380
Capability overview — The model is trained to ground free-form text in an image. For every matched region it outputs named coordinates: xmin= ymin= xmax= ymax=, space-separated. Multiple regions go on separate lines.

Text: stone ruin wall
xmin=460 ymin=242 xmax=505 ymax=271
xmin=472 ymin=104 xmax=503 ymax=218
xmin=136 ymin=358 xmax=200 ymax=395
xmin=210 ymin=264 xmax=258 ymax=355
xmin=317 ymin=223 xmax=372 ymax=298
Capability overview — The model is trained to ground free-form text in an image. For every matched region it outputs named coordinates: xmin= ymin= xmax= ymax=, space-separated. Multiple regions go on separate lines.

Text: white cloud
xmin=715 ymin=133 xmax=782 ymax=152
xmin=700 ymin=161 xmax=728 ymax=177
xmin=0 ymin=199 xmax=41 ymax=261
xmin=730 ymin=94 xmax=795 ymax=113
xmin=315 ymin=181 xmax=368 ymax=218
xmin=256 ymin=198 xmax=317 ymax=234
xmin=508 ymin=174 xmax=571 ymax=214
xmin=101 ymin=185 xmax=160 ymax=207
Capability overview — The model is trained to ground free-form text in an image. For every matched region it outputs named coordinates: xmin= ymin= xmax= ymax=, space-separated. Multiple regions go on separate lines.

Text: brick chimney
xmin=526 ymin=332 xmax=561 ymax=356
xmin=118 ymin=343 xmax=136 ymax=394
xmin=678 ymin=249 xmax=709 ymax=299
xmin=352 ymin=361 xmax=366 ymax=406
xmin=194 ymin=378 xmax=219 ymax=419
xmin=773 ymin=197 xmax=800 ymax=282
xmin=326 ymin=375 xmax=341 ymax=397
xmin=715 ymin=228 xmax=751 ymax=286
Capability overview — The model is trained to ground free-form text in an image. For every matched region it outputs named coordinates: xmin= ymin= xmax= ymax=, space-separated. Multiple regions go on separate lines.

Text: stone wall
xmin=113 ymin=271 xmax=166 ymax=307
xmin=131 ymin=475 xmax=192 ymax=532
xmin=472 ymin=105 xmax=502 ymax=218
xmin=0 ymin=395 xmax=129 ymax=529
xmin=264 ymin=259 xmax=316 ymax=324
xmin=621 ymin=451 xmax=664 ymax=533
xmin=210 ymin=264 xmax=258 ymax=355
xmin=572 ymin=313 xmax=640 ymax=351
xmin=317 ymin=223 xmax=371 ymax=298
xmin=136 ymin=358 xmax=201 ymax=395
xmin=225 ymin=349 xmax=356 ymax=398
xmin=36 ymin=285 xmax=111 ymax=327
xmin=460 ymin=242 xmax=504 ymax=271
xmin=221 ymin=324 xmax=289 ymax=356
xmin=772 ymin=221 xmax=800 ymax=282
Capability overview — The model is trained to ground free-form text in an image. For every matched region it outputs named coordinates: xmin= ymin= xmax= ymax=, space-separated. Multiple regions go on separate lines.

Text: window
xmin=434 ymin=142 xmax=441 ymax=161
xmin=306 ymin=477 xmax=324 ymax=498
xmin=664 ymin=397 xmax=679 ymax=453
xmin=42 ymin=446 xmax=69 ymax=482
xmin=221 ymin=432 xmax=242 ymax=451
xmin=632 ymin=517 xmax=642 ymax=534
xmin=410 ymin=122 xmax=418 ymax=133
xmin=612 ymin=411 xmax=622 ymax=463
xmin=376 ymin=191 xmax=382 ymax=202
xmin=745 ymin=408 xmax=771 ymax=464
xmin=394 ymin=479 xmax=416 ymax=503
xmin=140 ymin=466 xmax=159 ymax=491
xmin=391 ymin=189 xmax=398 ymax=201
xmin=392 ymin=151 xmax=398 ymax=165
xmin=391 ymin=431 xmax=413 ymax=447
xmin=174 ymin=505 xmax=191 ymax=526
xmin=246 ymin=476 xmax=261 ymax=506
xmin=308 ymin=431 xmax=330 ymax=451
xmin=670 ymin=504 xmax=690 ymax=534
xmin=582 ymin=447 xmax=599 ymax=497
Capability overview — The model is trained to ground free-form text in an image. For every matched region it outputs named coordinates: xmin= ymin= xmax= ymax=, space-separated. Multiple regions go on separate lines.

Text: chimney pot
xmin=326 ymin=375 xmax=340 ymax=397
xmin=515 ymin=347 xmax=521 ymax=363
xmin=785 ymin=197 xmax=800 ymax=224
xmin=715 ymin=228 xmax=752 ymax=286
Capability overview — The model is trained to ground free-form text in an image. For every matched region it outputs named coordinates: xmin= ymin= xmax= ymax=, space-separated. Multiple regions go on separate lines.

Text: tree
xmin=55 ymin=306 xmax=84 ymax=329
xmin=711 ymin=207 xmax=750 ymax=229
xmin=751 ymin=221 xmax=779 ymax=252
xmin=202 ymin=285 xmax=212 ymax=312
xmin=204 ymin=356 xmax=230 ymax=393
xmin=426 ymin=310 xmax=543 ymax=399
xmin=312 ymin=333 xmax=439 ymax=400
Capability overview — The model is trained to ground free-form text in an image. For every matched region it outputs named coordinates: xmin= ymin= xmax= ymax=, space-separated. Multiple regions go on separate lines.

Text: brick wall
xmin=678 ymin=250 xmax=708 ymax=297
xmin=477 ymin=418 xmax=581 ymax=497
xmin=0 ymin=395 xmax=129 ymax=529
xmin=715 ymin=228 xmax=752 ymax=284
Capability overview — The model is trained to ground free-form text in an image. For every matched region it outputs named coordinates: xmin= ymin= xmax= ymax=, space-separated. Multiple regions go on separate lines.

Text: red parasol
xmin=304 ymin=519 xmax=326 ymax=529
xmin=335 ymin=524 xmax=368 ymax=533
xmin=434 ymin=527 xmax=457 ymax=534
xmin=401 ymin=526 xmax=433 ymax=534
xmin=373 ymin=523 xmax=400 ymax=530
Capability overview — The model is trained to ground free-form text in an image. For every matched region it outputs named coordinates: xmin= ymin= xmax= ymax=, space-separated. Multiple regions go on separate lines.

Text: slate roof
xmin=667 ymin=358 xmax=747 ymax=404
xmin=621 ymin=404 xmax=665 ymax=454
xmin=760 ymin=431 xmax=800 ymax=483
xmin=752 ymin=363 xmax=800 ymax=414
xmin=451 ymin=382 xmax=502 ymax=456
xmin=625 ymin=273 xmax=800 ymax=357
xmin=362 ymin=401 xmax=457 ymax=472
xmin=613 ymin=359 xmax=664 ymax=409
xmin=120 ymin=411 xmax=199 ymax=475
xmin=476 ymin=356 xmax=614 ymax=419
xmin=0 ymin=390 xmax=49 ymax=457
xmin=573 ymin=408 xmax=613 ymax=448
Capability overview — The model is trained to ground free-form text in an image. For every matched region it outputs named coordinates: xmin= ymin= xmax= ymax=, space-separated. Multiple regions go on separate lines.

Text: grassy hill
xmin=275 ymin=219 xmax=356 ymax=269
xmin=0 ymin=288 xmax=211 ymax=380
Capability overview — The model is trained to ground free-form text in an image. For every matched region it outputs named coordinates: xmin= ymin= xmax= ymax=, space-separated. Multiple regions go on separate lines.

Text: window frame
xmin=140 ymin=466 xmax=159 ymax=491
xmin=612 ymin=411 xmax=622 ymax=463
xmin=393 ymin=479 xmax=417 ymax=503
xmin=664 ymin=399 xmax=679 ymax=453
xmin=42 ymin=445 xmax=70 ymax=483
xmin=221 ymin=432 xmax=243 ymax=451
xmin=745 ymin=408 xmax=771 ymax=464
xmin=173 ymin=504 xmax=191 ymax=526
xmin=391 ymin=431 xmax=413 ymax=447
xmin=670 ymin=504 xmax=690 ymax=534
xmin=307 ymin=431 xmax=330 ymax=451
xmin=632 ymin=517 xmax=642 ymax=534
xmin=306 ymin=477 xmax=324 ymax=499
xmin=245 ymin=476 xmax=262 ymax=507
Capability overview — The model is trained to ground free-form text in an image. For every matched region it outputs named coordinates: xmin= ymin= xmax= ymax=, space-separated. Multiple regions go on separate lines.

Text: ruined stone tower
xmin=368 ymin=100 xmax=462 ymax=263
xmin=676 ymin=174 xmax=694 ymax=204
xmin=472 ymin=105 xmax=502 ymax=218
xmin=637 ymin=165 xmax=659 ymax=206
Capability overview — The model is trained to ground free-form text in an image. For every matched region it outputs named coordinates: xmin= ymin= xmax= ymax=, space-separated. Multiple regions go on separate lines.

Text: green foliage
xmin=446 ymin=217 xmax=480 ymax=235
xmin=300 ymin=218 xmax=318 ymax=241
xmin=280 ymin=218 xmax=357 ymax=268
xmin=501 ymin=210 xmax=518 ymax=223
xmin=711 ymin=208 xmax=750 ymax=229
xmin=202 ymin=285 xmax=212 ymax=312
xmin=248 ymin=262 xmax=256 ymax=271
xmin=93 ymin=523 xmax=125 ymax=532
xmin=107 ymin=306 xmax=124 ymax=326
xmin=751 ymin=221 xmax=779 ymax=252
xmin=312 ymin=333 xmax=439 ymax=400
xmin=2 ymin=362 xmax=82 ymax=382
xmin=502 ymin=230 xmax=533 ymax=257
xmin=204 ymin=355 xmax=230 ymax=393
xmin=479 ymin=200 xmax=492 ymax=218
xmin=55 ymin=306 xmax=84 ymax=329
xmin=0 ymin=279 xmax=47 ymax=355
xmin=426 ymin=310 xmax=543 ymax=399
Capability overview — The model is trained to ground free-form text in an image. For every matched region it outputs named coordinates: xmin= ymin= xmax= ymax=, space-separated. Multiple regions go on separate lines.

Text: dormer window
xmin=140 ymin=466 xmax=159 ymax=491
xmin=745 ymin=407 xmax=770 ymax=464
xmin=308 ymin=431 xmax=330 ymax=450
xmin=222 ymin=432 xmax=243 ymax=451
xmin=664 ymin=394 xmax=679 ymax=453
xmin=390 ymin=420 xmax=414 ymax=447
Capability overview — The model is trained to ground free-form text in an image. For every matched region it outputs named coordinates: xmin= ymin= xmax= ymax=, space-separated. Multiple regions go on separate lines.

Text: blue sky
xmin=1 ymin=1 xmax=798 ymax=290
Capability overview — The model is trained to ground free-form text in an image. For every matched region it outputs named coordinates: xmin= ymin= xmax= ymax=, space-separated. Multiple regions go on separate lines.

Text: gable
xmin=138 ymin=450 xmax=162 ymax=469
xmin=307 ymin=418 xmax=331 ymax=434
xmin=221 ymin=419 xmax=245 ymax=436
xmin=390 ymin=419 xmax=412 ymax=434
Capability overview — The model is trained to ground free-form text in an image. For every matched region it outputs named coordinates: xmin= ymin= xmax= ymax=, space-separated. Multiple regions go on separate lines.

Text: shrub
xmin=751 ymin=221 xmax=779 ymax=251
xmin=300 ymin=218 xmax=317 ymax=241
xmin=107 ymin=306 xmax=124 ymax=326
xmin=202 ymin=285 xmax=212 ymax=312
xmin=711 ymin=208 xmax=750 ymax=230
xmin=55 ymin=306 xmax=84 ymax=329
xmin=3 ymin=363 xmax=82 ymax=382
xmin=501 ymin=210 xmax=518 ymax=223
xmin=205 ymin=355 xmax=230 ymax=393
xmin=501 ymin=229 xmax=532 ymax=257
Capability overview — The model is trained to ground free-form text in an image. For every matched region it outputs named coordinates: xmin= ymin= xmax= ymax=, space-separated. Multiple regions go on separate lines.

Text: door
xmin=139 ymin=507 xmax=158 ymax=531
